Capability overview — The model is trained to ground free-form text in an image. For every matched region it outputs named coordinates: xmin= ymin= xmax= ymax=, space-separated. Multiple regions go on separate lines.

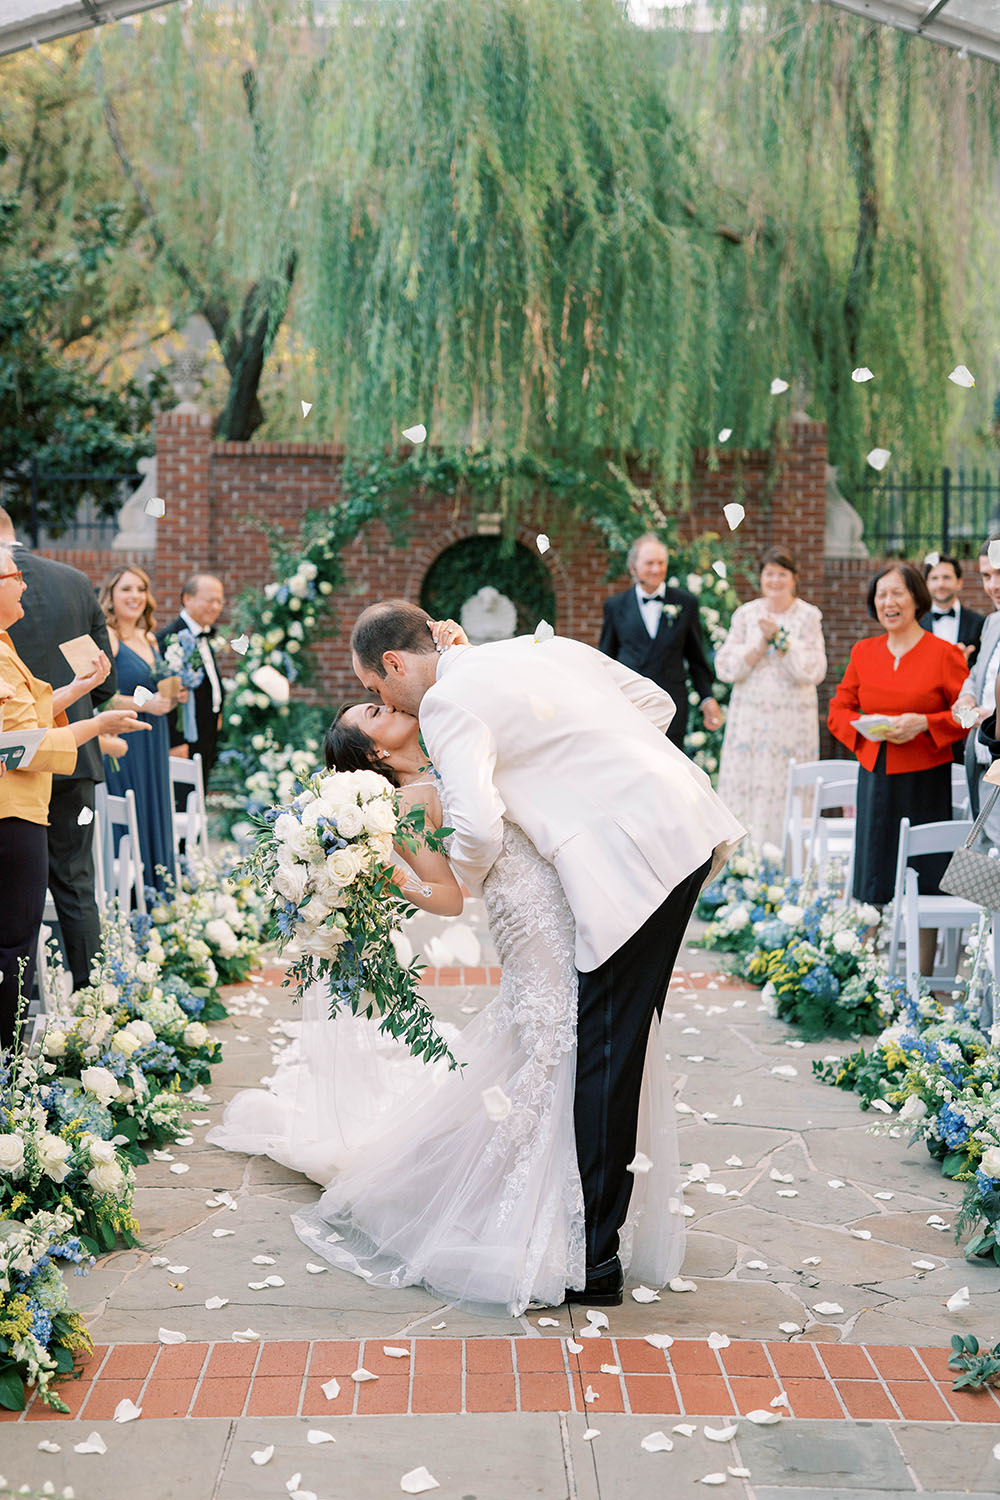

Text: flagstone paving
xmin=5 ymin=914 xmax=1000 ymax=1499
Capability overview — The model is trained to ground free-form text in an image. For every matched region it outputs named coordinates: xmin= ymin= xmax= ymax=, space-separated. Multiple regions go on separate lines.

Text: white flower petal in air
xmin=770 ymin=378 xmax=789 ymax=395
xmin=948 ymin=365 xmax=975 ymax=388
xmin=669 ymin=1277 xmax=697 ymax=1293
xmin=143 ymin=496 xmax=165 ymax=518
xmin=321 ymin=1377 xmax=341 ymax=1400
xmin=77 ymin=806 xmax=95 ymax=826
xmin=645 ymin=1333 xmax=674 ymax=1349
xmin=402 ymin=424 xmax=427 ymax=444
xmin=481 ymin=1085 xmax=512 ymax=1121
xmin=746 ymin=1409 xmax=782 ymax=1425
xmin=707 ymin=1332 xmax=730 ymax=1351
xmin=133 ymin=685 xmax=154 ymax=708
xmin=946 ymin=1286 xmax=970 ymax=1312
xmin=851 ymin=367 xmax=874 ymax=383
xmin=628 ymin=1151 xmax=653 ymax=1175
xmin=723 ymin=503 xmax=745 ymax=530
xmin=712 ymin=560 xmax=727 ymax=579
xmin=204 ymin=1297 xmax=229 ymax=1311
xmin=73 ymin=1432 xmax=108 ymax=1455
xmin=533 ymin=619 xmax=555 ymax=643
xmin=251 ymin=1446 xmax=274 ymax=1466
xmin=230 ymin=634 xmax=250 ymax=655
xmin=704 ymin=1422 xmax=737 ymax=1441
xmin=631 ymin=1286 xmax=660 ymax=1303
xmin=988 ymin=539 xmax=1000 ymax=569
xmin=307 ymin=1430 xmax=336 ymax=1444
xmin=300 ymin=401 xmax=313 ymax=418
xmin=866 ymin=447 xmax=891 ymax=471
xmin=113 ymin=1398 xmax=142 ymax=1422
xmin=536 ymin=533 xmax=551 ymax=554
xmin=924 ymin=551 xmax=941 ymax=568
xmin=640 ymin=1432 xmax=674 ymax=1453
xmin=158 ymin=1328 xmax=186 ymax=1344
xmin=718 ymin=428 xmax=732 ymax=443
xmin=250 ymin=664 xmax=290 ymax=705
xmin=811 ymin=1302 xmax=844 ymax=1317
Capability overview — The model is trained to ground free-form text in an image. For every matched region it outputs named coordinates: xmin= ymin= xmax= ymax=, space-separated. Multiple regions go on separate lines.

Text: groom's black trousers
xmin=574 ymin=855 xmax=712 ymax=1272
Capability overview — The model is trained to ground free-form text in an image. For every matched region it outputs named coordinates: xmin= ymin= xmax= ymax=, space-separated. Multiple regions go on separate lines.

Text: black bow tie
xmin=933 ymin=609 xmax=956 ymax=620
xmin=640 ymin=592 xmax=665 ymax=605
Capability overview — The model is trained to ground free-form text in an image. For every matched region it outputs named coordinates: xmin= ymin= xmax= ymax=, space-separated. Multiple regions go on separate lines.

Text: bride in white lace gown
xmin=208 ymin=697 xmax=686 ymax=1317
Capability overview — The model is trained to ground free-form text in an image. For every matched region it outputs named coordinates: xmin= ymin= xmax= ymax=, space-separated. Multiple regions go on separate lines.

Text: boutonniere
xmin=661 ymin=602 xmax=681 ymax=623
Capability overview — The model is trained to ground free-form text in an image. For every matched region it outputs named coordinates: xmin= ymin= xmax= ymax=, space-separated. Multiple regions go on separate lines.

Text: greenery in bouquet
xmin=0 ymin=1206 xmax=93 ymax=1413
xmin=745 ymin=896 xmax=891 ymax=1039
xmin=240 ymin=765 xmax=457 ymax=1068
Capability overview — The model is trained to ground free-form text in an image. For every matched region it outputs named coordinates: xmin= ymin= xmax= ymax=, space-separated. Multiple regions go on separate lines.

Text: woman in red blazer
xmin=828 ymin=563 xmax=967 ymax=960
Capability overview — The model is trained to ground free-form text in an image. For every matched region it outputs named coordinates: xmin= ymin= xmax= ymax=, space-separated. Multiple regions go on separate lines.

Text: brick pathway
xmin=7 ymin=1336 xmax=998 ymax=1425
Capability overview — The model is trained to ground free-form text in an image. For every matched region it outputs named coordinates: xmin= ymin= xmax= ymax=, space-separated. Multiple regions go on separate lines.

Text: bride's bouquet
xmin=241 ymin=768 xmax=457 ymax=1067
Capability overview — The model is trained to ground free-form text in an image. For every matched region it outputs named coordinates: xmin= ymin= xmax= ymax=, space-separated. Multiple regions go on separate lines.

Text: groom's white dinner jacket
xmin=419 ymin=633 xmax=746 ymax=973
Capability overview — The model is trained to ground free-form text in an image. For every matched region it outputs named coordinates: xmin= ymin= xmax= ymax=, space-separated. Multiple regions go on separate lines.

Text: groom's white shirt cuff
xmin=419 ymin=648 xmax=506 ymax=895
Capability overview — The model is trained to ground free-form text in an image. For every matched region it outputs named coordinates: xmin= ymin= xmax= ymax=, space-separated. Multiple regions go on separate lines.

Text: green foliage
xmin=948 ymin=1333 xmax=1000 ymax=1390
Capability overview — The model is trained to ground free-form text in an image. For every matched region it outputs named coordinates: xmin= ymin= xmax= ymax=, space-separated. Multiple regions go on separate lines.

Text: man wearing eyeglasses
xmin=0 ymin=507 xmax=117 ymax=991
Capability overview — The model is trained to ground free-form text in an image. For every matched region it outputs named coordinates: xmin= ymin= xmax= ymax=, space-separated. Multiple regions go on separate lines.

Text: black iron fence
xmin=854 ymin=466 xmax=1000 ymax=560
xmin=0 ymin=460 xmax=141 ymax=549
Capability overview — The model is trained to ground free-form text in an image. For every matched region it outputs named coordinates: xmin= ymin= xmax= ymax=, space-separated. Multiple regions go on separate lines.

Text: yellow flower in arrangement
xmin=880 ymin=1041 xmax=908 ymax=1072
xmin=6 ymin=1191 xmax=29 ymax=1217
xmin=0 ymin=1292 xmax=33 ymax=1343
xmin=61 ymin=1312 xmax=94 ymax=1354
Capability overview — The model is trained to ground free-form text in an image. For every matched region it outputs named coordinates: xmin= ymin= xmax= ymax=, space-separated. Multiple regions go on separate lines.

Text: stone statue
xmin=112 ymin=456 xmax=158 ymax=551
xmin=460 ymin=585 xmax=518 ymax=644
xmin=825 ymin=464 xmax=868 ymax=560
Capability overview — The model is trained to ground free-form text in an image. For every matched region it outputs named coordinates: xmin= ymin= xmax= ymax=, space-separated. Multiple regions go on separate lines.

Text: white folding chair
xmin=804 ymin=773 xmax=859 ymax=898
xmin=951 ymin=762 xmax=971 ymax=820
xmin=94 ymin=783 xmax=146 ymax=914
xmin=169 ymin=753 xmax=210 ymax=862
xmin=888 ymin=817 xmax=976 ymax=986
xmin=783 ymin=759 xmax=858 ymax=878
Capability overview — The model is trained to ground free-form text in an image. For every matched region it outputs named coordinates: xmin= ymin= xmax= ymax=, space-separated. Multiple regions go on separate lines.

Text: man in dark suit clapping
xmin=0 ymin=507 xmax=117 ymax=990
xmin=598 ymin=533 xmax=721 ymax=752
xmin=157 ymin=573 xmax=226 ymax=782
xmin=920 ymin=553 xmax=985 ymax=668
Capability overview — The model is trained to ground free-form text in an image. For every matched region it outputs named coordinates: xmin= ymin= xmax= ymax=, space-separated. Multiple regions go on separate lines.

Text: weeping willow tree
xmin=3 ymin=0 xmax=1000 ymax=483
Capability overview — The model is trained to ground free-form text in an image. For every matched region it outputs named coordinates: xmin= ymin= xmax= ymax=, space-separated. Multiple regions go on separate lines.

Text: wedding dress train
xmin=207 ymin=822 xmax=686 ymax=1316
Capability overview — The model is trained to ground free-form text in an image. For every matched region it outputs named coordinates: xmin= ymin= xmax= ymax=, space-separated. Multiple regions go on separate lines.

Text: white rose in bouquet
xmin=87 ymin=1159 xmax=127 ymax=1198
xmin=325 ymin=846 xmax=366 ymax=887
xmin=979 ymin=1145 xmax=1000 ymax=1179
xmin=363 ymin=798 xmax=397 ymax=836
xmin=183 ymin=1021 xmax=211 ymax=1050
xmin=286 ymin=924 xmax=348 ymax=960
xmin=299 ymin=800 xmax=325 ymax=828
xmin=332 ymin=803 xmax=365 ymax=839
xmin=42 ymin=1028 xmax=68 ymax=1057
xmin=898 ymin=1095 xmax=928 ymax=1124
xmin=356 ymin=769 xmax=393 ymax=797
xmin=273 ymin=811 xmax=300 ymax=844
xmin=287 ymin=822 xmax=322 ymax=863
xmin=273 ymin=861 xmax=310 ymax=905
xmin=111 ymin=1029 xmax=142 ymax=1058
xmin=205 ymin=919 xmax=239 ymax=958
xmin=80 ymin=1065 xmax=121 ymax=1105
xmin=369 ymin=831 xmax=394 ymax=864
xmin=318 ymin=775 xmax=350 ymax=809
xmin=37 ymin=1133 xmax=71 ymax=1184
xmin=0 ymin=1133 xmax=26 ymax=1175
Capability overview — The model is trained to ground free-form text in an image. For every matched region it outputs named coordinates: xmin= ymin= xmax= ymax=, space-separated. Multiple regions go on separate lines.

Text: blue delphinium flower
xmin=937 ymin=1103 xmax=971 ymax=1150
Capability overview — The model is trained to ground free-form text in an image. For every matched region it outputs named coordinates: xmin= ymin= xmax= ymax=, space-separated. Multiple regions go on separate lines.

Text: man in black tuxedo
xmin=157 ymin=573 xmax=226 ymax=782
xmin=598 ymin=533 xmax=721 ymax=751
xmin=920 ymin=553 xmax=985 ymax=667
xmin=0 ymin=507 xmax=117 ymax=990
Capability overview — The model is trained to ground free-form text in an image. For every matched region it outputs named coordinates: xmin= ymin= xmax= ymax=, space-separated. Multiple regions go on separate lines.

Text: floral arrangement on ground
xmin=0 ymin=854 xmax=268 ymax=1411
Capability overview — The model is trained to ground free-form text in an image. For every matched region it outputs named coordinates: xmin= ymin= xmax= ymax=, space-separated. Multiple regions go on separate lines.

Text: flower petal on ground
xmin=946 ymin=1286 xmax=970 ymax=1312
xmin=645 ymin=1334 xmax=674 ymax=1349
xmin=707 ymin=1333 xmax=731 ymax=1350
xmin=811 ymin=1302 xmax=844 ymax=1316
xmin=321 ymin=1377 xmax=341 ymax=1400
xmin=640 ymin=1432 xmax=674 ymax=1452
xmin=307 ymin=1431 xmax=336 ymax=1444
xmin=250 ymin=1447 xmax=274 ymax=1466
xmin=632 ymin=1286 xmax=660 ymax=1303
xmin=746 ymin=1409 xmax=782 ymax=1425
xmin=704 ymin=1423 xmax=737 ymax=1441
xmin=158 ymin=1328 xmax=185 ymax=1344
xmin=73 ymin=1433 xmax=108 ymax=1455
xmin=669 ymin=1277 xmax=697 ymax=1293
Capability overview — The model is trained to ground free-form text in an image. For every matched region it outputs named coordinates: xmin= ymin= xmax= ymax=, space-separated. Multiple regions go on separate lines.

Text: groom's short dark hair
xmin=351 ymin=599 xmax=436 ymax=677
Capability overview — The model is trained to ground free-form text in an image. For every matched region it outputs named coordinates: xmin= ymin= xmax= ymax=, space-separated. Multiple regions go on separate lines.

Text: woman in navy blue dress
xmin=98 ymin=565 xmax=176 ymax=893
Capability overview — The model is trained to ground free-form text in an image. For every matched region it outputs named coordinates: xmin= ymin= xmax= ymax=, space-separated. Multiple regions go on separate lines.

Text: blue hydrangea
xmin=29 ymin=1304 xmax=53 ymax=1346
xmin=52 ymin=1087 xmax=114 ymax=1137
xmin=937 ymin=1103 xmax=972 ymax=1149
xmin=975 ymin=1167 xmax=999 ymax=1197
xmin=801 ymin=965 xmax=840 ymax=1003
xmin=754 ymin=919 xmax=791 ymax=950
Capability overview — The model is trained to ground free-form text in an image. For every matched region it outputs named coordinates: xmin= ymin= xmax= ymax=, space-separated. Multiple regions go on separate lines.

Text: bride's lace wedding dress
xmin=207 ymin=821 xmax=686 ymax=1316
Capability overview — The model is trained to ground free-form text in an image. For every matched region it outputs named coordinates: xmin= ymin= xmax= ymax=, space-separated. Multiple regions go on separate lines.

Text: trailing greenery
xmin=948 ymin=1334 xmax=1000 ymax=1392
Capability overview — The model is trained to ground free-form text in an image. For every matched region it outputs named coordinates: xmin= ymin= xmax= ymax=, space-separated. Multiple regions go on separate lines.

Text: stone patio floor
xmin=3 ymin=909 xmax=1000 ymax=1499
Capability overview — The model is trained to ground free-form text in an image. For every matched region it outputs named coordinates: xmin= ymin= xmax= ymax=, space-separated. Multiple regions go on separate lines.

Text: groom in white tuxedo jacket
xmin=351 ymin=601 xmax=745 ymax=1303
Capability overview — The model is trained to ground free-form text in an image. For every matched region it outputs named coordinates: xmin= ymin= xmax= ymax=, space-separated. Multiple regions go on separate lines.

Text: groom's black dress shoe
xmin=565 ymin=1256 xmax=624 ymax=1307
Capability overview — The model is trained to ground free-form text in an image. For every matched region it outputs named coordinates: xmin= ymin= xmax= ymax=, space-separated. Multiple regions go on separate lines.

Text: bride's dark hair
xmin=323 ymin=705 xmax=399 ymax=787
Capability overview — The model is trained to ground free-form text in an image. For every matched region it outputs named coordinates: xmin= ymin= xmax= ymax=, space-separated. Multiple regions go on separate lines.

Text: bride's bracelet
xmin=402 ymin=881 xmax=434 ymax=899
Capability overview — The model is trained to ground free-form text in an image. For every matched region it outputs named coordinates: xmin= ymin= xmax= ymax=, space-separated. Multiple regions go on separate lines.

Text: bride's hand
xmin=428 ymin=618 xmax=469 ymax=651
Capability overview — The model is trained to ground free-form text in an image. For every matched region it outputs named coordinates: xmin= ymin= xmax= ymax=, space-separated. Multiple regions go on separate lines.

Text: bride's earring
xmin=379 ymin=749 xmax=390 ymax=759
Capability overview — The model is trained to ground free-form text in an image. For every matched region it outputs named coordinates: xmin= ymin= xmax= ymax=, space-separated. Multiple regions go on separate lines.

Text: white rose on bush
xmin=183 ymin=1022 xmax=210 ymax=1051
xmin=37 ymin=1133 xmax=71 ymax=1183
xmin=0 ymin=1133 xmax=26 ymax=1175
xmin=80 ymin=1066 xmax=121 ymax=1105
xmin=87 ymin=1159 xmax=127 ymax=1198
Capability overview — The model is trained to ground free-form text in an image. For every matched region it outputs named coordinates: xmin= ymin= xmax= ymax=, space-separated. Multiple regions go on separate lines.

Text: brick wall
xmin=47 ymin=409 xmax=908 ymax=739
